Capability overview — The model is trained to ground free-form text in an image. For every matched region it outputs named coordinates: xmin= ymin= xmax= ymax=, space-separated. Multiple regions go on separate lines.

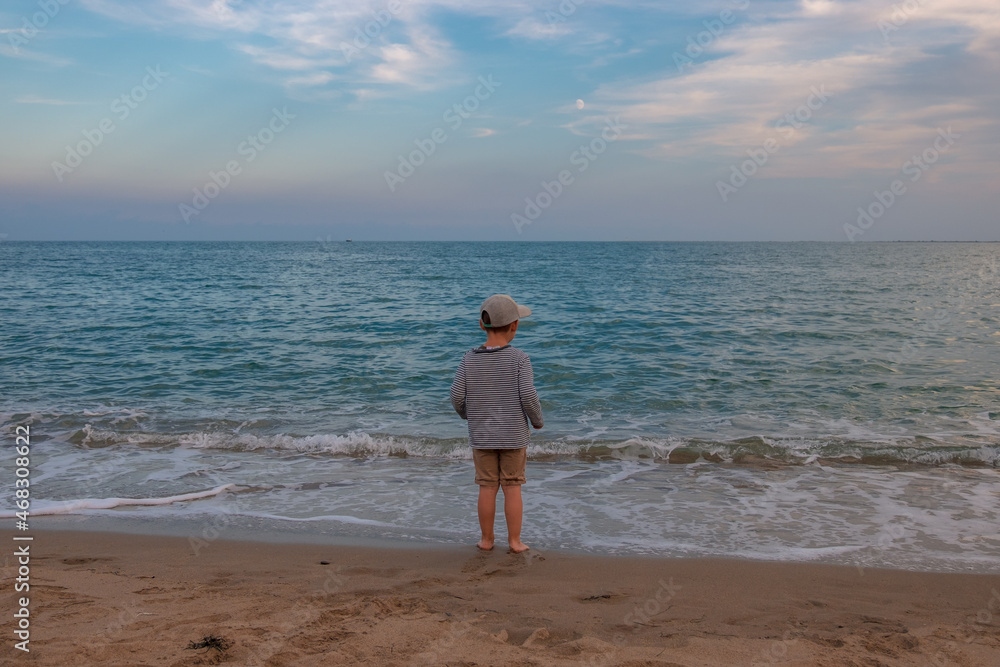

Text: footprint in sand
xmin=460 ymin=551 xmax=493 ymax=574
xmin=463 ymin=550 xmax=546 ymax=580
xmin=579 ymin=592 xmax=627 ymax=603
xmin=61 ymin=557 xmax=114 ymax=566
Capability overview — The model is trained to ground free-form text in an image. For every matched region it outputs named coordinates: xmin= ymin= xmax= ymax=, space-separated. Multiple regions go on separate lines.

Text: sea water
xmin=1 ymin=241 xmax=998 ymax=571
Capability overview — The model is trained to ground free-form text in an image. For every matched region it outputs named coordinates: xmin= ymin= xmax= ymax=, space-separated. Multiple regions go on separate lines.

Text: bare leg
xmin=477 ymin=485 xmax=499 ymax=550
xmin=502 ymin=484 xmax=529 ymax=553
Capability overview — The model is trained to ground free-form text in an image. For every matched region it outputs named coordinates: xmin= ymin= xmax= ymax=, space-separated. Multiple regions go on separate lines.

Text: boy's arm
xmin=450 ymin=354 xmax=468 ymax=420
xmin=518 ymin=355 xmax=544 ymax=429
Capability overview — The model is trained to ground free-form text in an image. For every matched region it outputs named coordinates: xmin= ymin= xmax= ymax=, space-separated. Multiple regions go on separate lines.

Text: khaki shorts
xmin=473 ymin=447 xmax=527 ymax=487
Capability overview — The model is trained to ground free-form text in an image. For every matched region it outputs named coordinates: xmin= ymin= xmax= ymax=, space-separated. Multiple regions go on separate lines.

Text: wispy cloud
xmin=15 ymin=94 xmax=84 ymax=105
xmin=181 ymin=65 xmax=214 ymax=77
xmin=369 ymin=24 xmax=453 ymax=88
xmin=76 ymin=0 xmax=568 ymax=93
xmin=0 ymin=43 xmax=73 ymax=66
xmin=505 ymin=18 xmax=574 ymax=41
xmin=286 ymin=71 xmax=337 ymax=87
xmin=577 ymin=0 xmax=1000 ymax=180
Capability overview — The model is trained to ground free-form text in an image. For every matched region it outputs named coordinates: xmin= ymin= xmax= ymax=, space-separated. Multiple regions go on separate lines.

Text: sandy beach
xmin=4 ymin=529 xmax=998 ymax=666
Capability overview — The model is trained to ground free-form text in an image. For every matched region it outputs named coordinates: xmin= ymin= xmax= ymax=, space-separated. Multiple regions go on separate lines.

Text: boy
xmin=450 ymin=294 xmax=544 ymax=553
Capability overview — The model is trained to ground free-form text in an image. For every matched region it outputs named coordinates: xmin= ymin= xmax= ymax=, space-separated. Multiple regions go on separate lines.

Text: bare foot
xmin=508 ymin=540 xmax=530 ymax=554
xmin=477 ymin=538 xmax=494 ymax=551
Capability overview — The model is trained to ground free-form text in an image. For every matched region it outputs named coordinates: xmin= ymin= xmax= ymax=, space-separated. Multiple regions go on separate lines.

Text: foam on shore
xmin=0 ymin=483 xmax=236 ymax=518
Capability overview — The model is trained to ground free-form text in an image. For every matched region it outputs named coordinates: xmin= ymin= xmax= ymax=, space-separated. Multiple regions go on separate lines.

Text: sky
xmin=1 ymin=0 xmax=998 ymax=241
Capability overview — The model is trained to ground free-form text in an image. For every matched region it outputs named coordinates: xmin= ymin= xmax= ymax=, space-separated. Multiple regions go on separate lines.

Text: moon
xmin=575 ymin=99 xmax=585 ymax=110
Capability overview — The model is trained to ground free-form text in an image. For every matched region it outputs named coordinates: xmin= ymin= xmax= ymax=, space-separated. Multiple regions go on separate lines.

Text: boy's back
xmin=450 ymin=344 xmax=543 ymax=448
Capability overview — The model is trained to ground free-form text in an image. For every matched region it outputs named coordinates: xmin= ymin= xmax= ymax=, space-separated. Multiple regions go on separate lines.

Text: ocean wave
xmin=65 ymin=425 xmax=1000 ymax=468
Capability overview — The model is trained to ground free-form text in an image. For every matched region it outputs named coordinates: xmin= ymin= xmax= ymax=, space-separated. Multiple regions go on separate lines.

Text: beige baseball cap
xmin=480 ymin=294 xmax=532 ymax=328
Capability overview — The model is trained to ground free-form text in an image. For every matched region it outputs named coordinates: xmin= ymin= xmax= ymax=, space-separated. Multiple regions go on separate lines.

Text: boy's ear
xmin=479 ymin=320 xmax=487 ymax=332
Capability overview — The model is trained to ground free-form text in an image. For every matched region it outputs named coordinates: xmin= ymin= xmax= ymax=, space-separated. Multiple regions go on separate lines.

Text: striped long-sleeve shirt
xmin=450 ymin=344 xmax=544 ymax=449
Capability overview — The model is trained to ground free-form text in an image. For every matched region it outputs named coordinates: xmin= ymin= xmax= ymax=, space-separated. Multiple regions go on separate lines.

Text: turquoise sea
xmin=2 ymin=241 xmax=998 ymax=571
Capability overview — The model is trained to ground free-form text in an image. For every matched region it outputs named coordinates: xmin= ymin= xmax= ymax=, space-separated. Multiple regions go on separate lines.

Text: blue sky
xmin=1 ymin=0 xmax=998 ymax=240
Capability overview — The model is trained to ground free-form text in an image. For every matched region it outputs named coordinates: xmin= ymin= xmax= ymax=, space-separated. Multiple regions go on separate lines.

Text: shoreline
xmin=25 ymin=514 xmax=1000 ymax=576
xmin=6 ymin=528 xmax=999 ymax=665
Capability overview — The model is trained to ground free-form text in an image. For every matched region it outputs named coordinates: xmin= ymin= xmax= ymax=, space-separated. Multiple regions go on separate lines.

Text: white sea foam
xmin=228 ymin=511 xmax=397 ymax=527
xmin=0 ymin=484 xmax=236 ymax=518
